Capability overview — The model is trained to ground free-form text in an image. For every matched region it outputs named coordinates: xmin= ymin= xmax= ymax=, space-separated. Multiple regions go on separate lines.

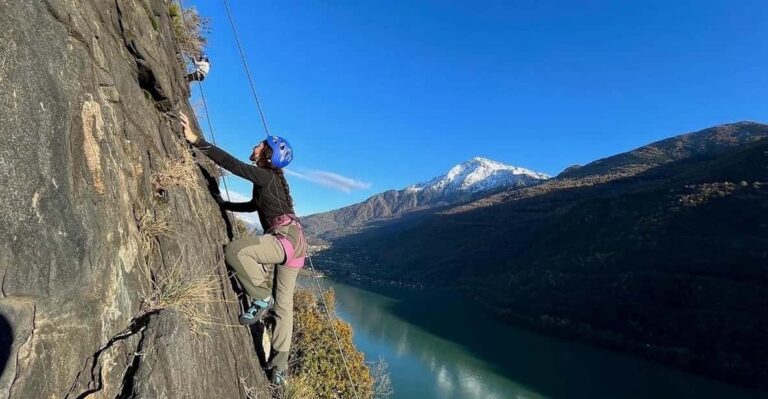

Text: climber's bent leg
xmin=224 ymin=235 xmax=285 ymax=301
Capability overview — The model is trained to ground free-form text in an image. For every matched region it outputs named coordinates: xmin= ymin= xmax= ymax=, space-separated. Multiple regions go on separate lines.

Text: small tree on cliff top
xmin=168 ymin=3 xmax=210 ymax=58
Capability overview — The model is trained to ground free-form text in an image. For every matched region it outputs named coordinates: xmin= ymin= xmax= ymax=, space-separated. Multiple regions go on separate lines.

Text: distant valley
xmin=307 ymin=121 xmax=768 ymax=389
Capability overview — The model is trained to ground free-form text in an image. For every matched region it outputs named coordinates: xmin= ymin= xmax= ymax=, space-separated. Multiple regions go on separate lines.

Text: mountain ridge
xmin=302 ymin=157 xmax=549 ymax=239
xmin=445 ymin=120 xmax=768 ymax=214
xmin=305 ymin=121 xmax=768 ymax=240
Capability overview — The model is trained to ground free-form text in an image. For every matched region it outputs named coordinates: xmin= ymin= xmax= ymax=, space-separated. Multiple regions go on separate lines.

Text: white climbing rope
xmin=197 ymin=82 xmax=241 ymax=235
xmin=306 ymin=254 xmax=362 ymax=399
xmin=220 ymin=0 xmax=271 ymax=138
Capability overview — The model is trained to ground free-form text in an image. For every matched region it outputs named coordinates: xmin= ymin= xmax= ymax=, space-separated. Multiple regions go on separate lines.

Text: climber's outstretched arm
xmin=179 ymin=112 xmax=272 ymax=187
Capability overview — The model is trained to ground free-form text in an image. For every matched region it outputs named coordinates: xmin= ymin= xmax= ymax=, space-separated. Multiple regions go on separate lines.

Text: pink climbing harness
xmin=268 ymin=214 xmax=306 ymax=269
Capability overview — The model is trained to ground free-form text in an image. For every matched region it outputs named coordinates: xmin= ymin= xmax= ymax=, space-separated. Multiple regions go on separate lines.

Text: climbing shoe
xmin=239 ymin=296 xmax=273 ymax=325
xmin=269 ymin=368 xmax=286 ymax=386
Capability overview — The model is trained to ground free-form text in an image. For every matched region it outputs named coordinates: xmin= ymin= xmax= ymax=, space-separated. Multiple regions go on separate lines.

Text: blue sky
xmin=185 ymin=0 xmax=768 ymax=215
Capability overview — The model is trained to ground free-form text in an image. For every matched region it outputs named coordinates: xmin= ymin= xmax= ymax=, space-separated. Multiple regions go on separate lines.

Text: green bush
xmin=289 ymin=288 xmax=375 ymax=398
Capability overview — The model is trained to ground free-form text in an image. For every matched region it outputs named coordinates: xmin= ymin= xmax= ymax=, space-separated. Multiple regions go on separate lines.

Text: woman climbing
xmin=179 ymin=112 xmax=306 ymax=384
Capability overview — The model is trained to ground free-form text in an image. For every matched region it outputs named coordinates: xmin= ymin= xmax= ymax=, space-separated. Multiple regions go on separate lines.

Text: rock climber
xmin=179 ymin=112 xmax=305 ymax=385
xmin=185 ymin=54 xmax=210 ymax=82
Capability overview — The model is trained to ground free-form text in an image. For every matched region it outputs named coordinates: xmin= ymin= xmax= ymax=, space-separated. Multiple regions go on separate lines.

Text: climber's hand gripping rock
xmin=179 ymin=112 xmax=200 ymax=144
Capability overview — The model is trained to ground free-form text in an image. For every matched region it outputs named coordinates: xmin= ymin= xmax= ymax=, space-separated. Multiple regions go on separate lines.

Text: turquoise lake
xmin=307 ymin=278 xmax=765 ymax=399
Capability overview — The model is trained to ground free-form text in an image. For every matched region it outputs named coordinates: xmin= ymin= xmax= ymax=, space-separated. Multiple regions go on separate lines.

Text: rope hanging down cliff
xmin=197 ymin=81 xmax=240 ymax=231
xmin=218 ymin=3 xmax=362 ymax=397
xmin=220 ymin=0 xmax=272 ymax=138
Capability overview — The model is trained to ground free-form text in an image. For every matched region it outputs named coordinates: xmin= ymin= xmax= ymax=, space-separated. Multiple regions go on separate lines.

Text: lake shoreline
xmin=320 ymin=270 xmax=767 ymax=395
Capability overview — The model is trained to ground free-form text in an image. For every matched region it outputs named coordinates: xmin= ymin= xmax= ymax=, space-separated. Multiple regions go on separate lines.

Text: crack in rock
xmin=115 ymin=322 xmax=149 ymax=399
xmin=65 ymin=311 xmax=157 ymax=399
xmin=113 ymin=0 xmax=171 ymax=111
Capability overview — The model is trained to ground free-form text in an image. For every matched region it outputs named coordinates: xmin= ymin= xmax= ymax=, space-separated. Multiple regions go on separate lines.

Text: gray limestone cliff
xmin=0 ymin=1 xmax=269 ymax=397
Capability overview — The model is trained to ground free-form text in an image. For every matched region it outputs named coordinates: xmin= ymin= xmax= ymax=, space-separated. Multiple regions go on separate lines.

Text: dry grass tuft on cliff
xmin=152 ymin=147 xmax=198 ymax=192
xmin=141 ymin=255 xmax=223 ymax=335
xmin=136 ymin=205 xmax=222 ymax=334
xmin=168 ymin=3 xmax=210 ymax=58
xmin=137 ymin=206 xmax=173 ymax=255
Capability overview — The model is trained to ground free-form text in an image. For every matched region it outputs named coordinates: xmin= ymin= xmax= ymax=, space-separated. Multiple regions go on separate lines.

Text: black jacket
xmin=193 ymin=138 xmax=295 ymax=229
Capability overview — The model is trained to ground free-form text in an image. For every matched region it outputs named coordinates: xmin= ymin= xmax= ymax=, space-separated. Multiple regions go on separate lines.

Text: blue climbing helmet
xmin=265 ymin=135 xmax=294 ymax=168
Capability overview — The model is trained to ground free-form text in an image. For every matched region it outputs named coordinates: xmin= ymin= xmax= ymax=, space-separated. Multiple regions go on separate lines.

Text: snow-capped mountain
xmin=302 ymin=157 xmax=549 ymax=239
xmin=408 ymin=157 xmax=550 ymax=197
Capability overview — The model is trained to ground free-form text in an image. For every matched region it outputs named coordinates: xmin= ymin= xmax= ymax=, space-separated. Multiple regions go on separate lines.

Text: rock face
xmin=0 ymin=1 xmax=268 ymax=398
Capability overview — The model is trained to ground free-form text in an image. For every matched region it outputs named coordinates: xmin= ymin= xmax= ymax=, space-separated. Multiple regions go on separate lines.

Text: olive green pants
xmin=225 ymin=235 xmax=299 ymax=370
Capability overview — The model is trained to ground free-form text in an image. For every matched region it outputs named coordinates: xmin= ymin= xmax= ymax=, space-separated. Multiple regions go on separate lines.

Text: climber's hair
xmin=257 ymin=142 xmax=294 ymax=208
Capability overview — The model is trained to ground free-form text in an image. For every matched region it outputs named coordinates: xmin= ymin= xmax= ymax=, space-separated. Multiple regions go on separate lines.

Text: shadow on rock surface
xmin=196 ymin=164 xmax=234 ymax=239
xmin=0 ymin=314 xmax=12 ymax=375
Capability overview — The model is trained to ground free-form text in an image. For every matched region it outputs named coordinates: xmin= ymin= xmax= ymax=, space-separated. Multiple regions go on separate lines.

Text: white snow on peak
xmin=409 ymin=157 xmax=550 ymax=194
